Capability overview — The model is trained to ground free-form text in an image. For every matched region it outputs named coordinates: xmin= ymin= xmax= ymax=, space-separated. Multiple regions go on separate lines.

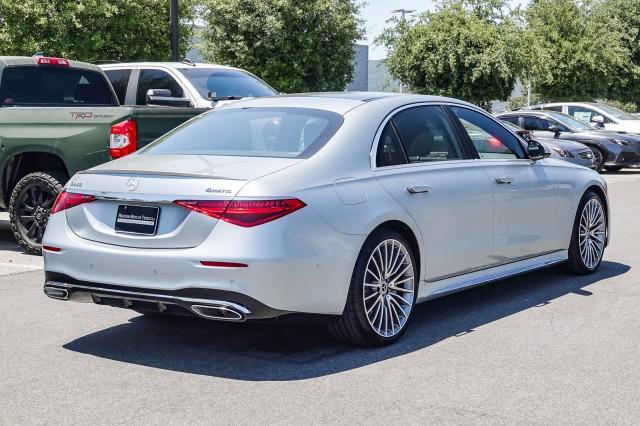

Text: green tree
xmin=377 ymin=0 xmax=525 ymax=109
xmin=524 ymin=0 xmax=628 ymax=102
xmin=199 ymin=0 xmax=364 ymax=93
xmin=0 ymin=0 xmax=196 ymax=62
xmin=600 ymin=0 xmax=640 ymax=109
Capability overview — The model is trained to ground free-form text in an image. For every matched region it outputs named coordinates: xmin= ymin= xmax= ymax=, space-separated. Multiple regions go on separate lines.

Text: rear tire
xmin=328 ymin=229 xmax=418 ymax=346
xmin=566 ymin=190 xmax=607 ymax=274
xmin=9 ymin=171 xmax=66 ymax=255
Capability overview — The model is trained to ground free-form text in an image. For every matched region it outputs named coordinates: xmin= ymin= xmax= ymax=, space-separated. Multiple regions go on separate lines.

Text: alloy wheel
xmin=578 ymin=198 xmax=606 ymax=269
xmin=363 ymin=239 xmax=415 ymax=338
xmin=17 ymin=184 xmax=56 ymax=245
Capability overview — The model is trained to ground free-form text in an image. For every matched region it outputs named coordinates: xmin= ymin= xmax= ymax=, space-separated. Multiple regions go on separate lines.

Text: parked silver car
xmin=42 ymin=93 xmax=609 ymax=346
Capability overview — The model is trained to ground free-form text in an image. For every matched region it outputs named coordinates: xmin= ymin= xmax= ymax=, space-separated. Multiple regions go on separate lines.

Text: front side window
xmin=567 ymin=105 xmax=614 ymax=124
xmin=104 ymin=69 xmax=131 ymax=104
xmin=390 ymin=106 xmax=462 ymax=163
xmin=141 ymin=107 xmax=343 ymax=159
xmin=179 ymin=68 xmax=276 ymax=99
xmin=522 ymin=116 xmax=550 ymax=131
xmin=136 ymin=69 xmax=184 ymax=105
xmin=0 ymin=66 xmax=117 ymax=106
xmin=450 ymin=106 xmax=525 ymax=159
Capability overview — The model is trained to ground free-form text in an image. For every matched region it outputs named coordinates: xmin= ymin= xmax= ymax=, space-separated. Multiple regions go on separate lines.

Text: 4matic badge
xmin=205 ymin=188 xmax=232 ymax=195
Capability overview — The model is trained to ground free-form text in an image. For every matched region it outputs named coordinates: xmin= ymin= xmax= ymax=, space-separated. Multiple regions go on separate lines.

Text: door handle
xmin=407 ymin=185 xmax=431 ymax=194
xmin=494 ymin=177 xmax=513 ymax=184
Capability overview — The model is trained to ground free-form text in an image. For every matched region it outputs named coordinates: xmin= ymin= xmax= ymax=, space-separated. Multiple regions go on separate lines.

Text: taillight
xmin=51 ymin=191 xmax=95 ymax=215
xmin=110 ymin=119 xmax=137 ymax=159
xmin=174 ymin=198 xmax=306 ymax=227
xmin=36 ymin=57 xmax=70 ymax=67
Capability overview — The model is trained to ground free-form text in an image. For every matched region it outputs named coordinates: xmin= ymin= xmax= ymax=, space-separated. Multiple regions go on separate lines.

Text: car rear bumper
xmin=44 ymin=271 xmax=283 ymax=320
xmin=42 ymin=207 xmax=364 ymax=317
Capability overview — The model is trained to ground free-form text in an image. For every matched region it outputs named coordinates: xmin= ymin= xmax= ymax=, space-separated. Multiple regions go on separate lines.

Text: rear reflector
xmin=42 ymin=245 xmax=62 ymax=252
xmin=110 ymin=119 xmax=137 ymax=159
xmin=51 ymin=191 xmax=95 ymax=215
xmin=200 ymin=261 xmax=248 ymax=268
xmin=36 ymin=57 xmax=70 ymax=67
xmin=174 ymin=198 xmax=306 ymax=227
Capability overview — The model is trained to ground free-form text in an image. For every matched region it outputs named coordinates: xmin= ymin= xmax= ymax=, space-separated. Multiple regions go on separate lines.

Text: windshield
xmin=546 ymin=111 xmax=594 ymax=131
xmin=179 ymin=68 xmax=276 ymax=100
xmin=141 ymin=107 xmax=343 ymax=158
xmin=596 ymin=104 xmax=638 ymax=121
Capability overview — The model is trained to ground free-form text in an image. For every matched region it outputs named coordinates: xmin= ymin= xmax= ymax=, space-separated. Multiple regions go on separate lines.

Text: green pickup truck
xmin=0 ymin=56 xmax=207 ymax=254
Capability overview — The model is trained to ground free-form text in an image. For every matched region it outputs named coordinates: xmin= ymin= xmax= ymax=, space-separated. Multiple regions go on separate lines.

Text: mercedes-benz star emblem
xmin=127 ymin=177 xmax=139 ymax=191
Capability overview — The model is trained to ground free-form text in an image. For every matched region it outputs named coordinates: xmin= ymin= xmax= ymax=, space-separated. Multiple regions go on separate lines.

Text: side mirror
xmin=527 ymin=139 xmax=550 ymax=161
xmin=146 ymin=89 xmax=192 ymax=107
xmin=548 ymin=125 xmax=562 ymax=135
xmin=591 ymin=114 xmax=605 ymax=127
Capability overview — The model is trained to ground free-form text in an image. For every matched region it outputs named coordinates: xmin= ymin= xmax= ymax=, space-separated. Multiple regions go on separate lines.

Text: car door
xmin=135 ymin=68 xmax=187 ymax=106
xmin=449 ymin=106 xmax=561 ymax=261
xmin=373 ymin=105 xmax=495 ymax=282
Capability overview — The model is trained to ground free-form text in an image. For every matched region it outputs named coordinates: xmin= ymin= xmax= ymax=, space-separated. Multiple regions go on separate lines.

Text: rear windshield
xmin=178 ymin=68 xmax=276 ymax=100
xmin=0 ymin=66 xmax=118 ymax=107
xmin=141 ymin=107 xmax=343 ymax=158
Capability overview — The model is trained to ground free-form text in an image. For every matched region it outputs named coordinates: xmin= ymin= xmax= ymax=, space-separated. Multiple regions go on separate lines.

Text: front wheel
xmin=566 ymin=190 xmax=607 ymax=274
xmin=328 ymin=229 xmax=418 ymax=346
xmin=9 ymin=171 xmax=66 ymax=255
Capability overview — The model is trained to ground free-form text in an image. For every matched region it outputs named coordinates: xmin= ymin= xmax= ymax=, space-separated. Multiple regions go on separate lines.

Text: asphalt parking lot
xmin=1 ymin=171 xmax=640 ymax=425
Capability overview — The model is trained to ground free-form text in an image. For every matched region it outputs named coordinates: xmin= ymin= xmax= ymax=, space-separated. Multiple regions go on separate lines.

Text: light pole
xmin=391 ymin=8 xmax=416 ymax=21
xmin=170 ymin=0 xmax=179 ymax=61
xmin=391 ymin=8 xmax=415 ymax=93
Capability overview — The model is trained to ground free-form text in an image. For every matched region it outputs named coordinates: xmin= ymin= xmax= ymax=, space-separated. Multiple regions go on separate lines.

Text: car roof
xmin=0 ymin=56 xmax=101 ymax=72
xmin=220 ymin=93 xmax=476 ymax=115
xmin=498 ymin=110 xmax=550 ymax=117
xmin=99 ymin=62 xmax=239 ymax=71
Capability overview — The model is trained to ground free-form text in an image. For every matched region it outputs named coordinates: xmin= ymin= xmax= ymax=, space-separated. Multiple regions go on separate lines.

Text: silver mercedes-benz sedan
xmin=43 ymin=93 xmax=610 ymax=346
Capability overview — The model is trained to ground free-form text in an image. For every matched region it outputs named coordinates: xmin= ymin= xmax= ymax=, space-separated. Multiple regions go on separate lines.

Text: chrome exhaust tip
xmin=44 ymin=286 xmax=69 ymax=300
xmin=191 ymin=304 xmax=246 ymax=321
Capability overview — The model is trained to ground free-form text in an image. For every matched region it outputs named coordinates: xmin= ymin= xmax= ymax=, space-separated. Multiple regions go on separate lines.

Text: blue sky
xmin=360 ymin=0 xmax=529 ymax=59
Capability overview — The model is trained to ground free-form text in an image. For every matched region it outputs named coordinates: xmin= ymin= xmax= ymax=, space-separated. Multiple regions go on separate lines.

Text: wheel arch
xmin=367 ymin=220 xmax=422 ymax=281
xmin=2 ymin=151 xmax=70 ymax=207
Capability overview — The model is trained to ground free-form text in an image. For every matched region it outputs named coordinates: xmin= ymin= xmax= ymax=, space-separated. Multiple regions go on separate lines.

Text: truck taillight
xmin=174 ymin=199 xmax=306 ymax=227
xmin=110 ymin=119 xmax=137 ymax=159
xmin=51 ymin=191 xmax=95 ymax=215
xmin=36 ymin=57 xmax=70 ymax=67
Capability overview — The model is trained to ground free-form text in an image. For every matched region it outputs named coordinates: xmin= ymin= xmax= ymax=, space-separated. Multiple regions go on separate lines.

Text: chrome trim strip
xmin=44 ymin=281 xmax=251 ymax=315
xmin=426 ymin=249 xmax=565 ymax=283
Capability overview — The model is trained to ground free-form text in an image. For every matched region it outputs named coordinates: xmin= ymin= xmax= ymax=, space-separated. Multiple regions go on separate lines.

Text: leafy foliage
xmin=523 ymin=0 xmax=628 ymax=101
xmin=599 ymin=0 xmax=640 ymax=109
xmin=0 ymin=0 xmax=196 ymax=62
xmin=377 ymin=0 xmax=525 ymax=109
xmin=199 ymin=0 xmax=364 ymax=93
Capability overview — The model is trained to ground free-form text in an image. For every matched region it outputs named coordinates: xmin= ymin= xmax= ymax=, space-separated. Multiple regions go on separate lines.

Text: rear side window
xmin=500 ymin=116 xmax=520 ymax=126
xmin=104 ymin=69 xmax=131 ymax=104
xmin=136 ymin=69 xmax=184 ymax=105
xmin=376 ymin=122 xmax=406 ymax=167
xmin=0 ymin=66 xmax=117 ymax=106
xmin=390 ymin=106 xmax=462 ymax=163
xmin=450 ymin=106 xmax=526 ymax=159
xmin=141 ymin=107 xmax=343 ymax=159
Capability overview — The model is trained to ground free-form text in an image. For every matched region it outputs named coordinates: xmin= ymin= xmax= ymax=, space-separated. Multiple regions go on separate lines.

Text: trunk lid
xmin=65 ymin=154 xmax=301 ymax=248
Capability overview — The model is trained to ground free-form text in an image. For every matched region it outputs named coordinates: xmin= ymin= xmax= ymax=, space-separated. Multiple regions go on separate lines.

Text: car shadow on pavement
xmin=64 ymin=260 xmax=630 ymax=381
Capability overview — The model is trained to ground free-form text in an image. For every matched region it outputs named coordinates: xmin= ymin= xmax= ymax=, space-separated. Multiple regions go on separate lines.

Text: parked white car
xmin=100 ymin=61 xmax=276 ymax=108
xmin=528 ymin=102 xmax=640 ymax=133
xmin=42 ymin=93 xmax=609 ymax=346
